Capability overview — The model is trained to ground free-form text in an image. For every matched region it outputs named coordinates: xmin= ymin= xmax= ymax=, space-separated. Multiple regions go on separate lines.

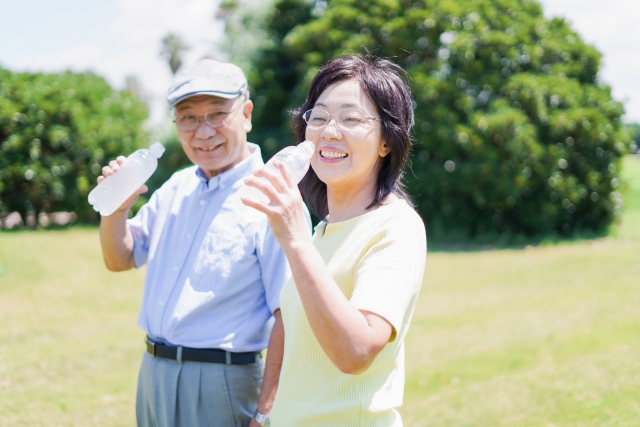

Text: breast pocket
xmin=191 ymin=225 xmax=249 ymax=292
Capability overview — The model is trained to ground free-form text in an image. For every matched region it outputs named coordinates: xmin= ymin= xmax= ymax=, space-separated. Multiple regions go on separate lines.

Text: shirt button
xmin=159 ymin=301 xmax=164 ymax=306
xmin=173 ymin=266 xmax=178 ymax=272
xmin=200 ymin=200 xmax=205 ymax=206
xmin=186 ymin=233 xmax=191 ymax=239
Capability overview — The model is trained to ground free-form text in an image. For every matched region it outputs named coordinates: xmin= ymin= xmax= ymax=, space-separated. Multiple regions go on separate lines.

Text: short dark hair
xmin=292 ymin=55 xmax=415 ymax=219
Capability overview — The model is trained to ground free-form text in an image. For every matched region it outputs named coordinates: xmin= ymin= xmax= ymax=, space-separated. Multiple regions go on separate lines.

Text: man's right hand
xmin=99 ymin=156 xmax=148 ymax=214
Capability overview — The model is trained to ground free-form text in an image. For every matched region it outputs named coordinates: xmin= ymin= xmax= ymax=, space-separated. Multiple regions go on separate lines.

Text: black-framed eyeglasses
xmin=174 ymin=96 xmax=247 ymax=131
xmin=302 ymin=108 xmax=382 ymax=130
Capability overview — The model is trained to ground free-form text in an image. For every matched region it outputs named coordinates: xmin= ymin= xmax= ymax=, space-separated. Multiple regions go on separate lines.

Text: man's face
xmin=174 ymin=94 xmax=253 ymax=179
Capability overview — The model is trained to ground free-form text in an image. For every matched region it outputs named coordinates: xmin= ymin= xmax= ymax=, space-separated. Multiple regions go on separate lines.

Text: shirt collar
xmin=194 ymin=143 xmax=264 ymax=190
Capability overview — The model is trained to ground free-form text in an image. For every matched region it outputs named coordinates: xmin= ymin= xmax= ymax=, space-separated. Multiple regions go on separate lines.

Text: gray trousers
xmin=136 ymin=351 xmax=264 ymax=427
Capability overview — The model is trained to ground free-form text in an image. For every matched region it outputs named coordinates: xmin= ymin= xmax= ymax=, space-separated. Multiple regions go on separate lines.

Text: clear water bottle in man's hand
xmin=235 ymin=140 xmax=315 ymax=222
xmin=88 ymin=142 xmax=165 ymax=216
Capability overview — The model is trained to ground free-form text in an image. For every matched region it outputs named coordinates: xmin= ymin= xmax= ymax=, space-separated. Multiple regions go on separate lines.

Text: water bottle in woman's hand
xmin=235 ymin=140 xmax=315 ymax=222
xmin=88 ymin=142 xmax=165 ymax=216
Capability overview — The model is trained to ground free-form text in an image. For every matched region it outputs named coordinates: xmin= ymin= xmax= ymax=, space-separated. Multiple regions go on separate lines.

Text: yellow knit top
xmin=270 ymin=199 xmax=427 ymax=427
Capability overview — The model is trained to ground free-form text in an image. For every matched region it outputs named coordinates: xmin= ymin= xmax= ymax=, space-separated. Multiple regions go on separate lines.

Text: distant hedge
xmin=234 ymin=0 xmax=632 ymax=240
xmin=0 ymin=68 xmax=148 ymax=225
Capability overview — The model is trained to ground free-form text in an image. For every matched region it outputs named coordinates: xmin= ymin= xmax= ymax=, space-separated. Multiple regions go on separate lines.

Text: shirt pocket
xmin=190 ymin=224 xmax=249 ymax=292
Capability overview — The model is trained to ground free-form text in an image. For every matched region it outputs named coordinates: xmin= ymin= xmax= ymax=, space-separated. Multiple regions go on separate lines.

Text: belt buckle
xmin=146 ymin=337 xmax=156 ymax=356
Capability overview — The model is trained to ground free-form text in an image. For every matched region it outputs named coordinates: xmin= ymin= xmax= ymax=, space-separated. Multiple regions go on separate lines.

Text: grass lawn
xmin=403 ymin=155 xmax=640 ymax=426
xmin=1 ymin=155 xmax=639 ymax=426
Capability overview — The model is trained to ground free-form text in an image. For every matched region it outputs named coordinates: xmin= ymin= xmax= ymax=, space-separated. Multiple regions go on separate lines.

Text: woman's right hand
xmin=98 ymin=156 xmax=148 ymax=214
xmin=241 ymin=160 xmax=312 ymax=250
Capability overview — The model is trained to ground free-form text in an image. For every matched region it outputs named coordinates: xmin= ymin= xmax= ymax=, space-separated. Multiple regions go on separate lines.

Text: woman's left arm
xmin=241 ymin=162 xmax=394 ymax=375
xmin=284 ymin=240 xmax=394 ymax=374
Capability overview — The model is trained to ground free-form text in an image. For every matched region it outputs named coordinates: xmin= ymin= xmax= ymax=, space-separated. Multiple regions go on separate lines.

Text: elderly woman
xmin=243 ymin=55 xmax=427 ymax=426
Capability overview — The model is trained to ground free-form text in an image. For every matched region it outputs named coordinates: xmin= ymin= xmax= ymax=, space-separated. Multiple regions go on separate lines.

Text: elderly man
xmin=98 ymin=59 xmax=294 ymax=427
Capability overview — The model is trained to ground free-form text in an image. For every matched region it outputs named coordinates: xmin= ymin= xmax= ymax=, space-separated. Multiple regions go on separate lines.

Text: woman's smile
xmin=319 ymin=147 xmax=349 ymax=161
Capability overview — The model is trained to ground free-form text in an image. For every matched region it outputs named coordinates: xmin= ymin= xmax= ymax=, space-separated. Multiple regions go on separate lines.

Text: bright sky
xmin=537 ymin=0 xmax=640 ymax=124
xmin=0 ymin=0 xmax=225 ymax=126
xmin=1 ymin=0 xmax=638 ymax=125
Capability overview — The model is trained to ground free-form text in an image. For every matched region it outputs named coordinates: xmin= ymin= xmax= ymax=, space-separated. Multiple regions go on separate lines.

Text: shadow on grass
xmin=0 ymin=222 xmax=100 ymax=233
xmin=2 ymin=217 xmax=614 ymax=253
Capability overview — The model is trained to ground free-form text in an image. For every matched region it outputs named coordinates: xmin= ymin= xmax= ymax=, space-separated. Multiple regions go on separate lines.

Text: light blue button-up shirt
xmin=127 ymin=143 xmax=293 ymax=351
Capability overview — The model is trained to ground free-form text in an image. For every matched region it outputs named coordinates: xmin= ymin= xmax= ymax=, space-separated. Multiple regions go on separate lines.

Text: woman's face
xmin=306 ymin=79 xmax=389 ymax=193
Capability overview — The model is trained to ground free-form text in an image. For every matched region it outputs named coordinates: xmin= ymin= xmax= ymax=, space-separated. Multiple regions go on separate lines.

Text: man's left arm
xmin=250 ymin=309 xmax=284 ymax=427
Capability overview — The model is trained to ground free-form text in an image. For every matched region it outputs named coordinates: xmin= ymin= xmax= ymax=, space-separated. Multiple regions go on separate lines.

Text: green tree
xmin=161 ymin=33 xmax=189 ymax=75
xmin=216 ymin=0 xmax=313 ymax=158
xmin=217 ymin=0 xmax=277 ymax=73
xmin=246 ymin=0 xmax=315 ymax=159
xmin=142 ymin=127 xmax=191 ymax=205
xmin=229 ymin=0 xmax=631 ymax=240
xmin=625 ymin=123 xmax=640 ymax=153
xmin=0 ymin=67 xmax=148 ymax=226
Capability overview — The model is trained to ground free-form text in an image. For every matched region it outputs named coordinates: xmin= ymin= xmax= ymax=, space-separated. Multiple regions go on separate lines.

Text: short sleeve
xmin=349 ymin=212 xmax=427 ymax=338
xmin=126 ymin=189 xmax=161 ymax=268
xmin=256 ymin=202 xmax=312 ymax=314
xmin=256 ymin=225 xmax=290 ymax=314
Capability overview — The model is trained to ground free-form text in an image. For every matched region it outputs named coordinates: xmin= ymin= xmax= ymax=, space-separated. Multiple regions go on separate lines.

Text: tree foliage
xmin=143 ymin=128 xmax=191 ymax=204
xmin=626 ymin=123 xmax=640 ymax=153
xmin=236 ymin=0 xmax=315 ymax=159
xmin=0 ymin=67 xmax=148 ymax=225
xmin=231 ymin=0 xmax=631 ymax=240
xmin=161 ymin=33 xmax=189 ymax=75
xmin=217 ymin=0 xmax=278 ymax=73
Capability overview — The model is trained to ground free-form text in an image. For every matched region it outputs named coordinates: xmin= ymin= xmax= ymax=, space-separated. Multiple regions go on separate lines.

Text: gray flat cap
xmin=167 ymin=59 xmax=248 ymax=108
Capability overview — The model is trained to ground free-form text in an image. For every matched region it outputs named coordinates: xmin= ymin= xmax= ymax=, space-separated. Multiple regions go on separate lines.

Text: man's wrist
xmin=100 ymin=207 xmax=130 ymax=222
xmin=253 ymin=409 xmax=270 ymax=426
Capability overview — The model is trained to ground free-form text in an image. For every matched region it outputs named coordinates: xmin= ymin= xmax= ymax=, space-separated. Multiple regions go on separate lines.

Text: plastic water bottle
xmin=235 ymin=140 xmax=315 ymax=222
xmin=88 ymin=142 xmax=165 ymax=216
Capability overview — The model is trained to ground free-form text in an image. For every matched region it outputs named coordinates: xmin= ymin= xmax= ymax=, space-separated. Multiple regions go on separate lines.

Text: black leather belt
xmin=145 ymin=337 xmax=258 ymax=365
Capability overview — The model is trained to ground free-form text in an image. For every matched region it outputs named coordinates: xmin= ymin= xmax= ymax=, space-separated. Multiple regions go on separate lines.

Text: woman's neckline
xmin=325 ymin=194 xmax=402 ymax=225
xmin=317 ymin=197 xmax=406 ymax=235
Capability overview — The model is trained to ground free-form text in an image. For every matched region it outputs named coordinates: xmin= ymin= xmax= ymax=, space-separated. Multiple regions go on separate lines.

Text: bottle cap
xmin=297 ymin=140 xmax=316 ymax=160
xmin=149 ymin=142 xmax=165 ymax=158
